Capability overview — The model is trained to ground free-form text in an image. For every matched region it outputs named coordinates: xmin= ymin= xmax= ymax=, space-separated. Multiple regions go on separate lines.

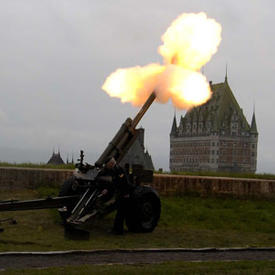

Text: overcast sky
xmin=0 ymin=0 xmax=274 ymax=173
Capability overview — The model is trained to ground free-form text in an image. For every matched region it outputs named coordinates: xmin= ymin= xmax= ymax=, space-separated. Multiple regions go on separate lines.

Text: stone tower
xmin=47 ymin=150 xmax=65 ymax=165
xmin=170 ymin=76 xmax=258 ymax=173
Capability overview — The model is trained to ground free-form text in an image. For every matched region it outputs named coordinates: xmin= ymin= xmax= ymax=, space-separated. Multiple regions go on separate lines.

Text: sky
xmin=0 ymin=0 xmax=274 ymax=173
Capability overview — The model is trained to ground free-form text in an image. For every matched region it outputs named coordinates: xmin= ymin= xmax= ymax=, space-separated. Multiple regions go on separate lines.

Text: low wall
xmin=1 ymin=167 xmax=275 ymax=198
xmin=0 ymin=167 xmax=73 ymax=191
xmin=153 ymin=174 xmax=275 ymax=198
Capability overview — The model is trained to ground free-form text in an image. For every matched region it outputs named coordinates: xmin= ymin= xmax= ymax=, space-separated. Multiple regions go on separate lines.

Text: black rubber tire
xmin=125 ymin=186 xmax=161 ymax=233
xmin=58 ymin=177 xmax=79 ymax=223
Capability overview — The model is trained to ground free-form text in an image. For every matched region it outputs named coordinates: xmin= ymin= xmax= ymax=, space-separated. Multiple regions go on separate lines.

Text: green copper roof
xmin=180 ymin=78 xmax=252 ymax=133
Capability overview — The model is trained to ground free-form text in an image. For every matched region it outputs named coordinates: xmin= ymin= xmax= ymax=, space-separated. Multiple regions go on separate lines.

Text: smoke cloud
xmin=102 ymin=12 xmax=222 ymax=110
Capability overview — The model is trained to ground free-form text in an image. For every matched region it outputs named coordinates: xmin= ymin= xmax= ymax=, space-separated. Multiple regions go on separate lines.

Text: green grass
xmin=0 ymin=162 xmax=75 ymax=170
xmin=160 ymin=170 xmax=275 ymax=180
xmin=2 ymin=188 xmax=275 ymax=251
xmin=1 ymin=161 xmax=275 ymax=180
xmin=3 ymin=261 xmax=275 ymax=274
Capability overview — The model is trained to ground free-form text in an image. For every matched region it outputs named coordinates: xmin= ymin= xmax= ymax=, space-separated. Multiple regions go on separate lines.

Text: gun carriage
xmin=0 ymin=92 xmax=161 ymax=233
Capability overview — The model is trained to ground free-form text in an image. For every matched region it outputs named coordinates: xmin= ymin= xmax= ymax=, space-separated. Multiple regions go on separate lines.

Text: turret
xmin=250 ymin=109 xmax=258 ymax=135
xmin=170 ymin=114 xmax=178 ymax=137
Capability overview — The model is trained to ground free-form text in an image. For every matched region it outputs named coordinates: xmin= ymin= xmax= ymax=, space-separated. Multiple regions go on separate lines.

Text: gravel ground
xmin=1 ymin=248 xmax=275 ymax=270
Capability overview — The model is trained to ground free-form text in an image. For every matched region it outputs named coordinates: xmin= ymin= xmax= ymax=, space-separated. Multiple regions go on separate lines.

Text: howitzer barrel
xmin=95 ymin=92 xmax=156 ymax=167
xmin=95 ymin=118 xmax=133 ymax=167
xmin=131 ymin=92 xmax=156 ymax=128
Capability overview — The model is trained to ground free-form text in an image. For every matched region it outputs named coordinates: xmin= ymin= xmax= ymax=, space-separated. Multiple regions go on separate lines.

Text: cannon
xmin=0 ymin=92 xmax=161 ymax=233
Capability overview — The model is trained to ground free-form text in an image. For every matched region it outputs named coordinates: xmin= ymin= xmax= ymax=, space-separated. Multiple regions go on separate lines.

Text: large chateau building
xmin=170 ymin=75 xmax=258 ymax=173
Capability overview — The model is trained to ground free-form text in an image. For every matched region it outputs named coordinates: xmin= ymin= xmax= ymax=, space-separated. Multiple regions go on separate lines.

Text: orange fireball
xmin=102 ymin=12 xmax=222 ymax=110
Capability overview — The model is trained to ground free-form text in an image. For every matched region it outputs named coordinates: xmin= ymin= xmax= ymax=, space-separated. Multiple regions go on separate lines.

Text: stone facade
xmin=170 ymin=77 xmax=258 ymax=173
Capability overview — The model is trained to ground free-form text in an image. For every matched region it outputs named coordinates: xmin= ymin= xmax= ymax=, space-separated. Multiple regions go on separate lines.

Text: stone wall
xmin=0 ymin=167 xmax=73 ymax=191
xmin=153 ymin=174 xmax=275 ymax=198
xmin=1 ymin=167 xmax=275 ymax=198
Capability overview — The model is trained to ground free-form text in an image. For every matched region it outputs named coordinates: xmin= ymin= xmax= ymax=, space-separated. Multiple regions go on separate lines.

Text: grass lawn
xmin=1 ymin=187 xmax=275 ymax=252
xmin=1 ymin=162 xmax=275 ymax=180
xmin=0 ymin=162 xmax=75 ymax=170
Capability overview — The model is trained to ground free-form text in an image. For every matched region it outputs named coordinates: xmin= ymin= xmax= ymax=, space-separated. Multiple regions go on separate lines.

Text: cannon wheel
xmin=58 ymin=177 xmax=79 ymax=223
xmin=125 ymin=186 xmax=161 ymax=233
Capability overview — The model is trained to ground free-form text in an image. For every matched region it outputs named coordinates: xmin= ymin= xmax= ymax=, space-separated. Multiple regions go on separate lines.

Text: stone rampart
xmin=0 ymin=167 xmax=73 ymax=191
xmin=153 ymin=174 xmax=275 ymax=198
xmin=1 ymin=167 xmax=275 ymax=198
